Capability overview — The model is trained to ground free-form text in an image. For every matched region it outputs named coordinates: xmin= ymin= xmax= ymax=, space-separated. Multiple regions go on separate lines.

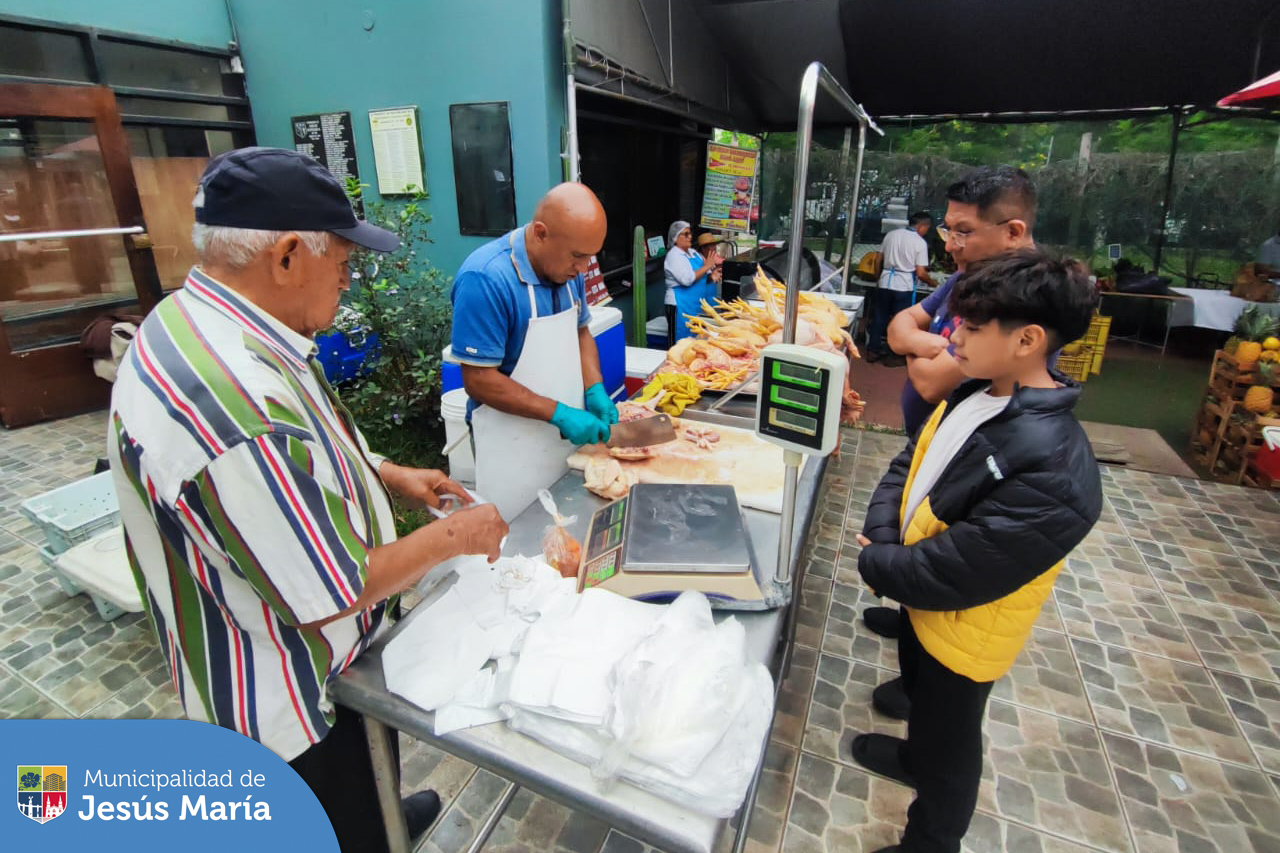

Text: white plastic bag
xmin=593 ymin=590 xmax=748 ymax=781
xmin=506 ymin=661 xmax=774 ymax=817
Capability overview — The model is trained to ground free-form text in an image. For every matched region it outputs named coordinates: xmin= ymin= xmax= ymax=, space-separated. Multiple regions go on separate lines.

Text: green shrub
xmin=331 ymin=181 xmax=452 ymax=523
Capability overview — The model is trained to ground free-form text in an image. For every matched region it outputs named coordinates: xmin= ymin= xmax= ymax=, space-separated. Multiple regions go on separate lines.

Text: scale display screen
xmin=772 ymin=361 xmax=821 ymax=388
xmin=771 ymin=384 xmax=819 ymax=412
xmin=768 ymin=407 xmax=817 ymax=435
xmin=584 ymin=497 xmax=627 ymax=563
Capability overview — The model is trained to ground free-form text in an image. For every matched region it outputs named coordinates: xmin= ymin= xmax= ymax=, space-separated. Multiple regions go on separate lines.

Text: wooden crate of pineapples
xmin=1192 ymin=307 xmax=1280 ymax=484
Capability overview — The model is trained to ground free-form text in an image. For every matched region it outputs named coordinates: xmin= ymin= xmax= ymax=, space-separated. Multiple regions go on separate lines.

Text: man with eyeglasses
xmin=858 ymin=166 xmax=1036 ymax=695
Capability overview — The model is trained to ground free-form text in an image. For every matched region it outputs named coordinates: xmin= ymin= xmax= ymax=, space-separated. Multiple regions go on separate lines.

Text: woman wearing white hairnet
xmin=662 ymin=220 xmax=716 ymax=345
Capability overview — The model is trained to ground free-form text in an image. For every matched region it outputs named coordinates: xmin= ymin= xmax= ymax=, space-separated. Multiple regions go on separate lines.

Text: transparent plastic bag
xmin=538 ymin=489 xmax=582 ymax=580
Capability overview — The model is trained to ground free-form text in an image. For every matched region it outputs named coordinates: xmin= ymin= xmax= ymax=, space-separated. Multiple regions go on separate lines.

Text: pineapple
xmin=1239 ymin=340 xmax=1264 ymax=364
xmin=1229 ymin=307 xmax=1280 ymax=364
xmin=1244 ymin=362 xmax=1277 ymax=415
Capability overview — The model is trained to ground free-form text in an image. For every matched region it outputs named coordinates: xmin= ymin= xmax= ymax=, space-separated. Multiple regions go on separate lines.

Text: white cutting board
xmin=567 ymin=418 xmax=810 ymax=514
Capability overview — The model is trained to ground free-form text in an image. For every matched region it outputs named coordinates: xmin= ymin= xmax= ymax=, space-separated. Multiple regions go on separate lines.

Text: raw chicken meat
xmin=583 ymin=457 xmax=637 ymax=500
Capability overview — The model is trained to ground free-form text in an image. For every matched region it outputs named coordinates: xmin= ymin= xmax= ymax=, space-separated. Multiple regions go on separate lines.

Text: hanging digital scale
xmin=576 ymin=483 xmax=767 ymax=607
xmin=755 ymin=343 xmax=847 ymax=456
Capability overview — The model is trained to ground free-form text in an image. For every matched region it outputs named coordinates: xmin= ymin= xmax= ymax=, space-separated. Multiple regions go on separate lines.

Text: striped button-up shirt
xmin=108 ymin=267 xmax=397 ymax=761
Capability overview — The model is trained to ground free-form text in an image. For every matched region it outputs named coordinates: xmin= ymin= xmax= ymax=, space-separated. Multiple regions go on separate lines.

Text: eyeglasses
xmin=938 ymin=219 xmax=1012 ymax=247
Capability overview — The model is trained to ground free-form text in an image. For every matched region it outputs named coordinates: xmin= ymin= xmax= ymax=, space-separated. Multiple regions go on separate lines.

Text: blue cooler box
xmin=442 ymin=306 xmax=625 ymax=399
xmin=316 ymin=329 xmax=381 ymax=384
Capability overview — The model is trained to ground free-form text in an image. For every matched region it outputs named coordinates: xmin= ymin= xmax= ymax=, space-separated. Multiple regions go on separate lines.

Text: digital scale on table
xmin=575 ymin=344 xmax=847 ymax=610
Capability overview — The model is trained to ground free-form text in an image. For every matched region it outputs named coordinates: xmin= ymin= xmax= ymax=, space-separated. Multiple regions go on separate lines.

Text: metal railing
xmin=0 ymin=225 xmax=144 ymax=244
xmin=776 ymin=63 xmax=882 ymax=591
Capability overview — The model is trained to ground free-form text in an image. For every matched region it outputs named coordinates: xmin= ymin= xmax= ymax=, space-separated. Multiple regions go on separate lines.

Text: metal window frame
xmin=0 ymin=13 xmax=251 ymax=127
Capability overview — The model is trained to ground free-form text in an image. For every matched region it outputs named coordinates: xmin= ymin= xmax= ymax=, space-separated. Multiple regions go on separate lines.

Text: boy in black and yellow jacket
xmin=854 ymin=249 xmax=1103 ymax=853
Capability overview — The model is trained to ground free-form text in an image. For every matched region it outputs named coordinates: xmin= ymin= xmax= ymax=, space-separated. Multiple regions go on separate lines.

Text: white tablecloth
xmin=1168 ymin=287 xmax=1280 ymax=332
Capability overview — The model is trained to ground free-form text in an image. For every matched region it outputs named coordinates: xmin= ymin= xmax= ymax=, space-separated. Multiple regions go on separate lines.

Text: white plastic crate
xmin=38 ymin=538 xmax=133 ymax=622
xmin=19 ymin=471 xmax=119 ymax=555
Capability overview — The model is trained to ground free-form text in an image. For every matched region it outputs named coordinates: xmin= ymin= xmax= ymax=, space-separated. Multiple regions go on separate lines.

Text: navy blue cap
xmin=194 ymin=147 xmax=399 ymax=252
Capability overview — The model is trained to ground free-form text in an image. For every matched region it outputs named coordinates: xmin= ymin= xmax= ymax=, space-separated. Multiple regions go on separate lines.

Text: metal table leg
xmin=364 ymin=714 xmax=412 ymax=853
xmin=1160 ymin=299 xmax=1174 ymax=362
xmin=465 ymin=783 xmax=520 ymax=853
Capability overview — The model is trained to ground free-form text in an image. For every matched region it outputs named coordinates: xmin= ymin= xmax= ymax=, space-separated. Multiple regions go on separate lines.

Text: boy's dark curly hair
xmin=950 ymin=248 xmax=1099 ymax=350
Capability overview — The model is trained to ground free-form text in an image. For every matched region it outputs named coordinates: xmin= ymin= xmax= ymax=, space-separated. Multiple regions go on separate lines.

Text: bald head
xmin=526 ymin=183 xmax=607 ymax=284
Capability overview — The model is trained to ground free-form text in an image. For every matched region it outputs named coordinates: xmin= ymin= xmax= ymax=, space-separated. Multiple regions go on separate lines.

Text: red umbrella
xmin=1218 ymin=69 xmax=1280 ymax=106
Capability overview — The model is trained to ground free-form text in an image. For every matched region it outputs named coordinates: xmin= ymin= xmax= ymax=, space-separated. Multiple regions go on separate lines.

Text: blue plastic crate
xmin=316 ymin=329 xmax=381 ymax=384
xmin=20 ymin=471 xmax=119 ymax=555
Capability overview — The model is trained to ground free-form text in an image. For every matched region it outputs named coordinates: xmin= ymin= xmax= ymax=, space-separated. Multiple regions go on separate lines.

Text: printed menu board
xmin=699 ymin=143 xmax=759 ymax=234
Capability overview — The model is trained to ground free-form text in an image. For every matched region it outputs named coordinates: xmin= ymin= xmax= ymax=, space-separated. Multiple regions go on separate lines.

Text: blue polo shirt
xmin=451 ymin=226 xmax=591 ymax=379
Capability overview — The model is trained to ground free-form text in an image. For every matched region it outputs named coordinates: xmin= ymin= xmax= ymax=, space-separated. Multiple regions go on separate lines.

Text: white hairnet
xmin=667 ymin=220 xmax=691 ymax=250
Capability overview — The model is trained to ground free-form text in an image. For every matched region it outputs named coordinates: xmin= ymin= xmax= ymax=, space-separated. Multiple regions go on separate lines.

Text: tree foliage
xmin=331 ymin=182 xmax=452 ymax=496
xmin=760 ymin=114 xmax=1280 ymax=281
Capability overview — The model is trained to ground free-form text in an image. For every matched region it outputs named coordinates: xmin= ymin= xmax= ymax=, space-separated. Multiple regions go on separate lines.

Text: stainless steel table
xmin=332 ymin=416 xmax=828 ymax=853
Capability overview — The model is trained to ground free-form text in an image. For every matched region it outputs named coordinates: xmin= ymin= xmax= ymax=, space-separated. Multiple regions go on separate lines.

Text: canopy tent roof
xmin=681 ymin=0 xmax=1280 ymax=127
xmin=1219 ymin=68 xmax=1280 ymax=107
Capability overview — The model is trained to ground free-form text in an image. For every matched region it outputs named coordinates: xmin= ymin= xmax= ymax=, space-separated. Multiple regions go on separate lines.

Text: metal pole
xmin=463 ymin=783 xmax=520 ymax=853
xmin=839 ymin=122 xmax=868 ymax=295
xmin=1153 ymin=108 xmax=1181 ymax=274
xmin=783 ymin=63 xmax=882 ymax=346
xmin=0 ymin=225 xmax=144 ymax=243
xmin=566 ymin=75 xmax=580 ymax=182
xmin=774 ymin=449 xmax=802 ymax=586
xmin=563 ymin=0 xmax=579 ymax=183
xmin=363 ymin=715 xmax=411 ymax=853
xmin=776 ymin=63 xmax=881 ymax=587
xmin=823 ymin=127 xmax=852 ymax=261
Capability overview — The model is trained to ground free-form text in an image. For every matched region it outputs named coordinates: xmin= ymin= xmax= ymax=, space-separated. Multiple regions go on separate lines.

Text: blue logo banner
xmin=1 ymin=720 xmax=339 ymax=851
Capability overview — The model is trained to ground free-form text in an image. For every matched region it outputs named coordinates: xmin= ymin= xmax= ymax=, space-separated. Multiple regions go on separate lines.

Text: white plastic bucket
xmin=440 ymin=387 xmax=475 ymax=485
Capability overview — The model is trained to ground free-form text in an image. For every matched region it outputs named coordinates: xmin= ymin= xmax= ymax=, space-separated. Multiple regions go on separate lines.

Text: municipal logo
xmin=17 ymin=765 xmax=67 ymax=824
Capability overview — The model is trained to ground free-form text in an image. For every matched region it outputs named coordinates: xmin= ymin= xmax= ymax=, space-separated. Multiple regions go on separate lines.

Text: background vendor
xmin=696 ymin=231 xmax=726 ymax=292
xmin=663 ymin=220 xmax=718 ymax=344
xmin=451 ymin=182 xmax=617 ymax=518
xmin=867 ymin=211 xmax=934 ymax=364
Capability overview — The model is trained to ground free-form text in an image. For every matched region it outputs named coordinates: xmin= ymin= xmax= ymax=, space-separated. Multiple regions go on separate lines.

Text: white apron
xmin=472 ymin=253 xmax=584 ymax=519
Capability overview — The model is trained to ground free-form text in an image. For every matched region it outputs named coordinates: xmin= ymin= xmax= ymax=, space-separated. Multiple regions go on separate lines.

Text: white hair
xmin=191 ymin=223 xmax=329 ymax=270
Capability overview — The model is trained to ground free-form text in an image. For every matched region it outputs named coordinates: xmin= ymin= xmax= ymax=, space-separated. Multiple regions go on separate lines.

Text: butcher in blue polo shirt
xmin=451 ymin=182 xmax=616 ymax=517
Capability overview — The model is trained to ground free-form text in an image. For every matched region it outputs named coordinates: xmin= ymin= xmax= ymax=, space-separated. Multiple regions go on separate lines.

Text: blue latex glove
xmin=551 ymin=403 xmax=611 ymax=446
xmin=583 ymin=382 xmax=619 ymax=425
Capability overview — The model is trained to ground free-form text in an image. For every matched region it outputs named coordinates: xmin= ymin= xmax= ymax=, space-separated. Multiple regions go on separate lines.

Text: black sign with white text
xmin=292 ymin=111 xmax=362 ymax=213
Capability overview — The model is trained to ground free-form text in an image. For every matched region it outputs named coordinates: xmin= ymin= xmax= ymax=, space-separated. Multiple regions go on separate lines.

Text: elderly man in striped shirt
xmin=108 ymin=148 xmax=507 ymax=853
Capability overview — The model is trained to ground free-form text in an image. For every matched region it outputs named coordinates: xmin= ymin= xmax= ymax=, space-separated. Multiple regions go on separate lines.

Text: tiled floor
xmin=3 ymin=415 xmax=1280 ymax=852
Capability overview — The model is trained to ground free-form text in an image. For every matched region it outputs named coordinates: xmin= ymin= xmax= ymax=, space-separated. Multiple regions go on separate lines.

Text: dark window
xmin=449 ymin=102 xmax=516 ymax=237
xmin=95 ymin=39 xmax=229 ymax=96
xmin=116 ymin=97 xmax=235 ymax=123
xmin=0 ymin=24 xmax=91 ymax=82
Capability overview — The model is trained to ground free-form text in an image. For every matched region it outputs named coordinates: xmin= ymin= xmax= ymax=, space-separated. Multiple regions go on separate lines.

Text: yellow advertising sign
xmin=699 ymin=143 xmax=759 ymax=234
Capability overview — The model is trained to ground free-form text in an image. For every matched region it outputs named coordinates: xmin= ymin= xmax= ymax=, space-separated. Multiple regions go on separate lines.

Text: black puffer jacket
xmin=858 ymin=375 xmax=1102 ymax=680
xmin=859 ymin=375 xmax=1103 ymax=613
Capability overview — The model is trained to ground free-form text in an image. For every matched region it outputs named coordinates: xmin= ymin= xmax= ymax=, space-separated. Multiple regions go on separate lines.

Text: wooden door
xmin=0 ymin=83 xmax=161 ymax=427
